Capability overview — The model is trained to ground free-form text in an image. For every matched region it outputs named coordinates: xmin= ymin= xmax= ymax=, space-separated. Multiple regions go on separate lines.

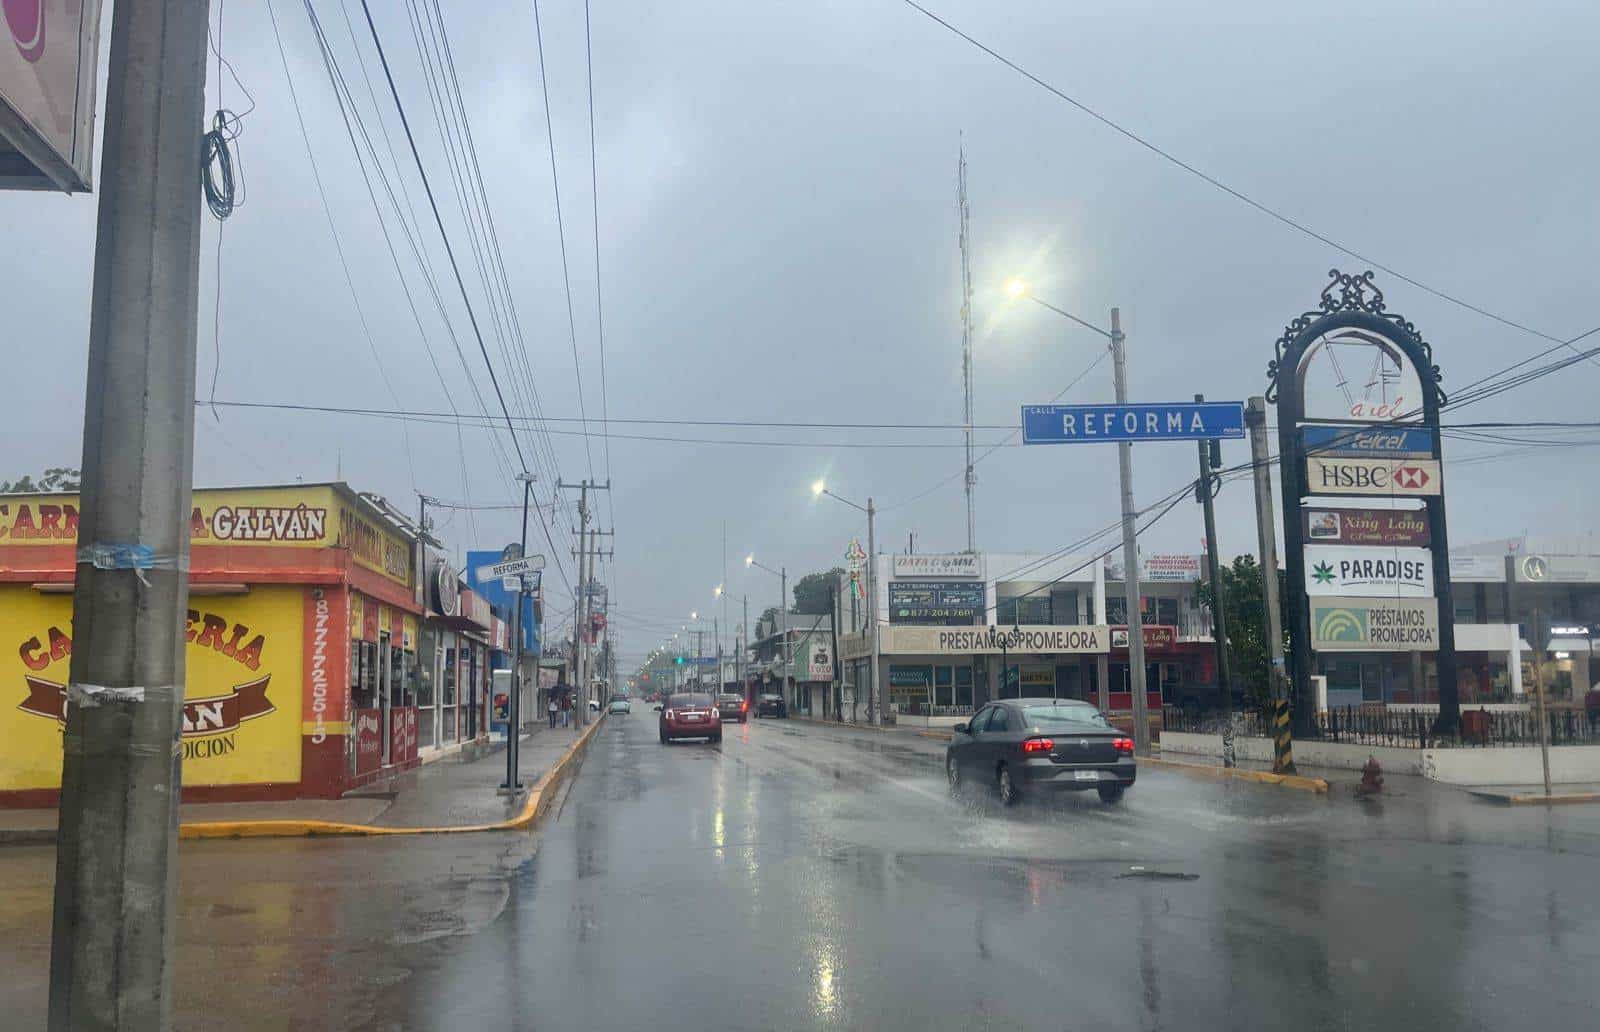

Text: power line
xmin=584 ymin=0 xmax=615 ymax=524
xmin=356 ymin=0 xmax=530 ymax=476
xmin=898 ymin=0 xmax=1592 ymax=355
xmin=531 ymin=0 xmax=598 ymax=485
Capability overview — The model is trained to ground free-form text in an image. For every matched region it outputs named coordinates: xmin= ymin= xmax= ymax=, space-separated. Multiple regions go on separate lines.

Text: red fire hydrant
xmin=1356 ymin=755 xmax=1384 ymax=798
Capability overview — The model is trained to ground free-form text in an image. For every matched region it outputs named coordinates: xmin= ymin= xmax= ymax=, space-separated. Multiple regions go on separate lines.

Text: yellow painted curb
xmin=1505 ymin=792 xmax=1600 ymax=806
xmin=1142 ymin=756 xmax=1328 ymax=794
xmin=179 ymin=715 xmax=607 ymax=840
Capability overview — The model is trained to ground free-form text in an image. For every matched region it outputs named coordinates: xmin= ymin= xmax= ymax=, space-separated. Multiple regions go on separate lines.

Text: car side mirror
xmin=953 ymin=722 xmax=968 ymax=734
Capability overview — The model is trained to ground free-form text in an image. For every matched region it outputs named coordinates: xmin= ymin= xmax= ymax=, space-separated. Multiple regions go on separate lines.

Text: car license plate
xmin=1073 ymin=770 xmax=1100 ymax=781
xmin=684 ymin=714 xmax=702 ymax=721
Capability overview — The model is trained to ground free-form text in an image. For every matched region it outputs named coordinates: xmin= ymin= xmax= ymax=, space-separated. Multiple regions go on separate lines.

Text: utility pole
xmin=866 ymin=497 xmax=882 ymax=724
xmin=741 ymin=594 xmax=748 ymax=700
xmin=1246 ymin=397 xmax=1294 ymax=774
xmin=558 ymin=479 xmax=610 ymax=726
xmin=1110 ymin=308 xmax=1151 ymax=755
xmin=781 ymin=567 xmax=790 ymax=712
xmin=1195 ymin=394 xmax=1234 ymax=767
xmin=1532 ymin=607 xmax=1553 ymax=798
xmin=502 ymin=473 xmax=536 ymax=792
xmin=49 ymin=3 xmax=211 ymax=1029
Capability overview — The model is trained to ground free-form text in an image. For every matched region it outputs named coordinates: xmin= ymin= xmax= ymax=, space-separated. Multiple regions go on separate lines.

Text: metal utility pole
xmin=958 ymin=146 xmax=977 ymax=552
xmin=49 ymin=3 xmax=211 ymax=1029
xmin=741 ymin=594 xmax=748 ymax=699
xmin=781 ymin=567 xmax=791 ymax=710
xmin=502 ymin=473 xmax=536 ymax=792
xmin=1110 ymin=308 xmax=1151 ymax=755
xmin=1246 ymin=397 xmax=1294 ymax=774
xmin=1195 ymin=394 xmax=1234 ymax=766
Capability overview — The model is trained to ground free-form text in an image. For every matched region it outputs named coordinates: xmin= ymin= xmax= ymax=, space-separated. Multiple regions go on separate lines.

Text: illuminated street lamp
xmin=746 ymin=554 xmax=791 ymax=701
xmin=1004 ymin=278 xmax=1148 ymax=755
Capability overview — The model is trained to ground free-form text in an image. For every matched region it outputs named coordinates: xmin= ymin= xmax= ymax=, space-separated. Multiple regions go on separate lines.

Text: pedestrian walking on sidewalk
xmin=547 ymin=690 xmax=559 ymax=729
xmin=560 ymin=688 xmax=572 ymax=729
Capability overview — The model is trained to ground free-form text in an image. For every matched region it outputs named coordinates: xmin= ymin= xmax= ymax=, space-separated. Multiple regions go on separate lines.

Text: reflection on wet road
xmin=3 ymin=713 xmax=1599 ymax=1029
xmin=376 ymin=715 xmax=1600 ymax=1030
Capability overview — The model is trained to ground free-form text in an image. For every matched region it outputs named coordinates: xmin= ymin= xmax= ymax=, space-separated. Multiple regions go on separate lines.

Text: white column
xmin=1509 ymin=627 xmax=1525 ymax=696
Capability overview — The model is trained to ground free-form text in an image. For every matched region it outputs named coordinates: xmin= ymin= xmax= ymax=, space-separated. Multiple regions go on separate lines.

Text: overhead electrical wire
xmin=355 ymin=0 xmax=578 ymax=590
xmin=264 ymin=0 xmax=420 ymax=492
xmin=531 ymin=0 xmax=599 ymax=486
xmin=897 ymin=0 xmax=1599 ymax=367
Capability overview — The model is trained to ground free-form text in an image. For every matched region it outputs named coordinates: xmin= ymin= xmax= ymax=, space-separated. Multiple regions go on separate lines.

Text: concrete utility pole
xmin=49 ymin=3 xmax=212 ymax=1029
xmin=558 ymin=479 xmax=610 ymax=726
xmin=867 ymin=497 xmax=882 ymax=724
xmin=1110 ymin=308 xmax=1151 ymax=755
xmin=1246 ymin=397 xmax=1294 ymax=774
xmin=1195 ymin=394 xmax=1234 ymax=767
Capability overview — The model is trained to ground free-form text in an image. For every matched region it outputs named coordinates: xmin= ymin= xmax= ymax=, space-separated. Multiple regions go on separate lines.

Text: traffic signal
xmin=674 ymin=655 xmax=683 ymax=665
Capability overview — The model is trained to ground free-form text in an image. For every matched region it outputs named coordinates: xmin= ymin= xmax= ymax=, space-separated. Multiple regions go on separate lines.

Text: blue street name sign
xmin=1302 ymin=424 xmax=1435 ymax=458
xmin=1021 ymin=402 xmax=1245 ymax=444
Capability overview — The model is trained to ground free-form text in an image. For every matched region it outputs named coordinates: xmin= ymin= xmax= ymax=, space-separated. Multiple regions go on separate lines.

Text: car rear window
xmin=669 ymin=694 xmax=711 ymax=708
xmin=1020 ymin=704 xmax=1111 ymax=729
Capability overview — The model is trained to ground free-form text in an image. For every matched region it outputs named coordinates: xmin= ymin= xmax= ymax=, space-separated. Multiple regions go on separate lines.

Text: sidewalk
xmin=0 ymin=716 xmax=604 ymax=844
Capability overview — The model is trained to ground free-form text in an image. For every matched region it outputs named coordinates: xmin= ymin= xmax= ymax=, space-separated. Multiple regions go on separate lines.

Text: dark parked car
xmin=755 ymin=693 xmax=786 ymax=718
xmin=717 ymin=693 xmax=749 ymax=723
xmin=946 ymin=698 xmax=1135 ymax=805
xmin=657 ymin=692 xmax=721 ymax=743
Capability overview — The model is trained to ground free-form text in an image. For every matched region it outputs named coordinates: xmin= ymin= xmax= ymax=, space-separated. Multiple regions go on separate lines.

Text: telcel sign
xmin=0 ymin=1 xmax=101 ymax=191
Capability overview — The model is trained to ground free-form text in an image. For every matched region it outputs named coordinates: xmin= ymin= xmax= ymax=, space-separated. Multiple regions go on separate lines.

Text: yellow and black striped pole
xmin=1272 ymin=697 xmax=1296 ymax=774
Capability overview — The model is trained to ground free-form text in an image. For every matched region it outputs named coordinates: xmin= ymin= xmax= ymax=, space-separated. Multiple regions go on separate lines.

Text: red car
xmin=658 ymin=692 xmax=722 ymax=744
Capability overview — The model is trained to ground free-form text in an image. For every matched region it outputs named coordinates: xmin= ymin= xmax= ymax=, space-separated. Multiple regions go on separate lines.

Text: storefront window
xmin=933 ymin=666 xmax=953 ymax=708
xmin=417 ymin=628 xmax=436 ymax=707
xmin=390 ymin=644 xmax=405 ymax=707
xmin=1155 ymin=598 xmax=1179 ymax=627
xmin=1051 ymin=589 xmax=1080 ymax=625
xmin=352 ymin=641 xmax=378 ymax=710
xmin=443 ymin=647 xmax=458 ymax=705
xmin=954 ymin=667 xmax=973 ymax=709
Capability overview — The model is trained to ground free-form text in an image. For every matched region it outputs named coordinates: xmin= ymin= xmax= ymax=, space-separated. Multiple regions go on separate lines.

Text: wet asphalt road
xmin=3 ymin=713 xmax=1600 ymax=1029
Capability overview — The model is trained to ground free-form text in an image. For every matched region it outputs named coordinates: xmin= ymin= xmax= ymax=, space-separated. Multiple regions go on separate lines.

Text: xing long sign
xmin=1304 ymin=507 xmax=1430 ymax=546
xmin=1021 ymin=402 xmax=1245 ymax=444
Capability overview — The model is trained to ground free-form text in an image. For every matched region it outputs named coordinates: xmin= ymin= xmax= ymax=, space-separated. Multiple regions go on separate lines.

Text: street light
xmin=812 ymin=480 xmax=881 ymax=725
xmin=746 ymin=553 xmax=791 ymax=710
xmin=1006 ymin=279 xmax=1149 ymax=755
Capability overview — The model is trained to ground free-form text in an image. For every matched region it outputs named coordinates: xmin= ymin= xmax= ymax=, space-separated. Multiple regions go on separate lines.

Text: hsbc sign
xmin=1306 ymin=457 xmax=1440 ymax=497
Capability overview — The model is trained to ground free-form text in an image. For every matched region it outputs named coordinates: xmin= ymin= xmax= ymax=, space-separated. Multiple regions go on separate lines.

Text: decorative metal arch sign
xmin=1266 ymin=270 xmax=1460 ymax=734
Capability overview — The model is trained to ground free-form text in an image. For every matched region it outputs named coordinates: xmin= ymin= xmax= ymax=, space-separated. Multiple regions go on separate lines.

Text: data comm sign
xmin=1021 ymin=402 xmax=1244 ymax=443
xmin=1267 ymin=270 xmax=1461 ymax=732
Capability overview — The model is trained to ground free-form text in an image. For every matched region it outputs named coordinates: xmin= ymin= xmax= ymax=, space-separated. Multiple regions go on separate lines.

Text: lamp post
xmin=747 ymin=554 xmax=790 ymax=711
xmin=1003 ymin=282 xmax=1150 ymax=755
xmin=813 ymin=480 xmax=880 ymax=725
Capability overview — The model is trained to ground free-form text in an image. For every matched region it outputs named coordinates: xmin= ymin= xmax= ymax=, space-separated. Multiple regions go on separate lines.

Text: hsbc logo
xmin=1307 ymin=457 xmax=1441 ymax=497
xmin=1393 ymin=466 xmax=1429 ymax=490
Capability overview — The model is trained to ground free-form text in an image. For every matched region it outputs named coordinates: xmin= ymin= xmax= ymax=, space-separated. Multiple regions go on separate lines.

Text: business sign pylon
xmin=1266 ymin=270 xmax=1460 ymax=735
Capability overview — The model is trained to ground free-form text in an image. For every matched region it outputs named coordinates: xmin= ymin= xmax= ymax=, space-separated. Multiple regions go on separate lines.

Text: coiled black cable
xmin=200 ymin=109 xmax=243 ymax=220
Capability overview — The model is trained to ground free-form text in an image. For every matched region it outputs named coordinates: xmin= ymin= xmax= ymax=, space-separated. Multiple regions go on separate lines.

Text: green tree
xmin=792 ymin=567 xmax=845 ymax=614
xmin=757 ymin=605 xmax=781 ymax=636
xmin=1195 ymin=554 xmax=1287 ymax=709
xmin=0 ymin=467 xmax=80 ymax=493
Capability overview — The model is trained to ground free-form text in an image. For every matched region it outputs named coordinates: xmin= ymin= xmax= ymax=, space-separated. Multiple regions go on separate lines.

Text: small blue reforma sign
xmin=1301 ymin=424 xmax=1435 ymax=458
xmin=1021 ymin=402 xmax=1246 ymax=443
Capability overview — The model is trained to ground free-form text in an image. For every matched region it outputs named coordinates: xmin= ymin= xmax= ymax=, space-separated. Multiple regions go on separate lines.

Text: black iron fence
xmin=1162 ymin=705 xmax=1600 ymax=749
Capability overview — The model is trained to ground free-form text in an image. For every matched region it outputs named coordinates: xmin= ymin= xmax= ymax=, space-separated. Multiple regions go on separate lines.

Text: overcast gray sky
xmin=4 ymin=0 xmax=1597 ymax=668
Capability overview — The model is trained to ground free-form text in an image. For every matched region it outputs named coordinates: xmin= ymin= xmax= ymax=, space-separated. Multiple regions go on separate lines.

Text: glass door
xmin=378 ymin=631 xmax=391 ymax=765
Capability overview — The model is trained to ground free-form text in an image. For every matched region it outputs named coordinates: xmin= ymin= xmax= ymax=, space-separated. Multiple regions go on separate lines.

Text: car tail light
xmin=741 ymin=701 xmax=748 ymax=711
xmin=1113 ymin=737 xmax=1135 ymax=754
xmin=1021 ymin=737 xmax=1054 ymax=755
xmin=665 ymin=709 xmax=676 ymax=720
xmin=709 ymin=708 xmax=719 ymax=720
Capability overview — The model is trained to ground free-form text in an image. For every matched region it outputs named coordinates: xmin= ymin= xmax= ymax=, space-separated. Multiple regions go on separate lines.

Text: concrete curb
xmin=177 ymin=713 xmax=607 ymax=841
xmin=916 ymin=730 xmax=954 ymax=742
xmin=1471 ymin=790 xmax=1600 ymax=807
xmin=1142 ymin=756 xmax=1329 ymax=794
